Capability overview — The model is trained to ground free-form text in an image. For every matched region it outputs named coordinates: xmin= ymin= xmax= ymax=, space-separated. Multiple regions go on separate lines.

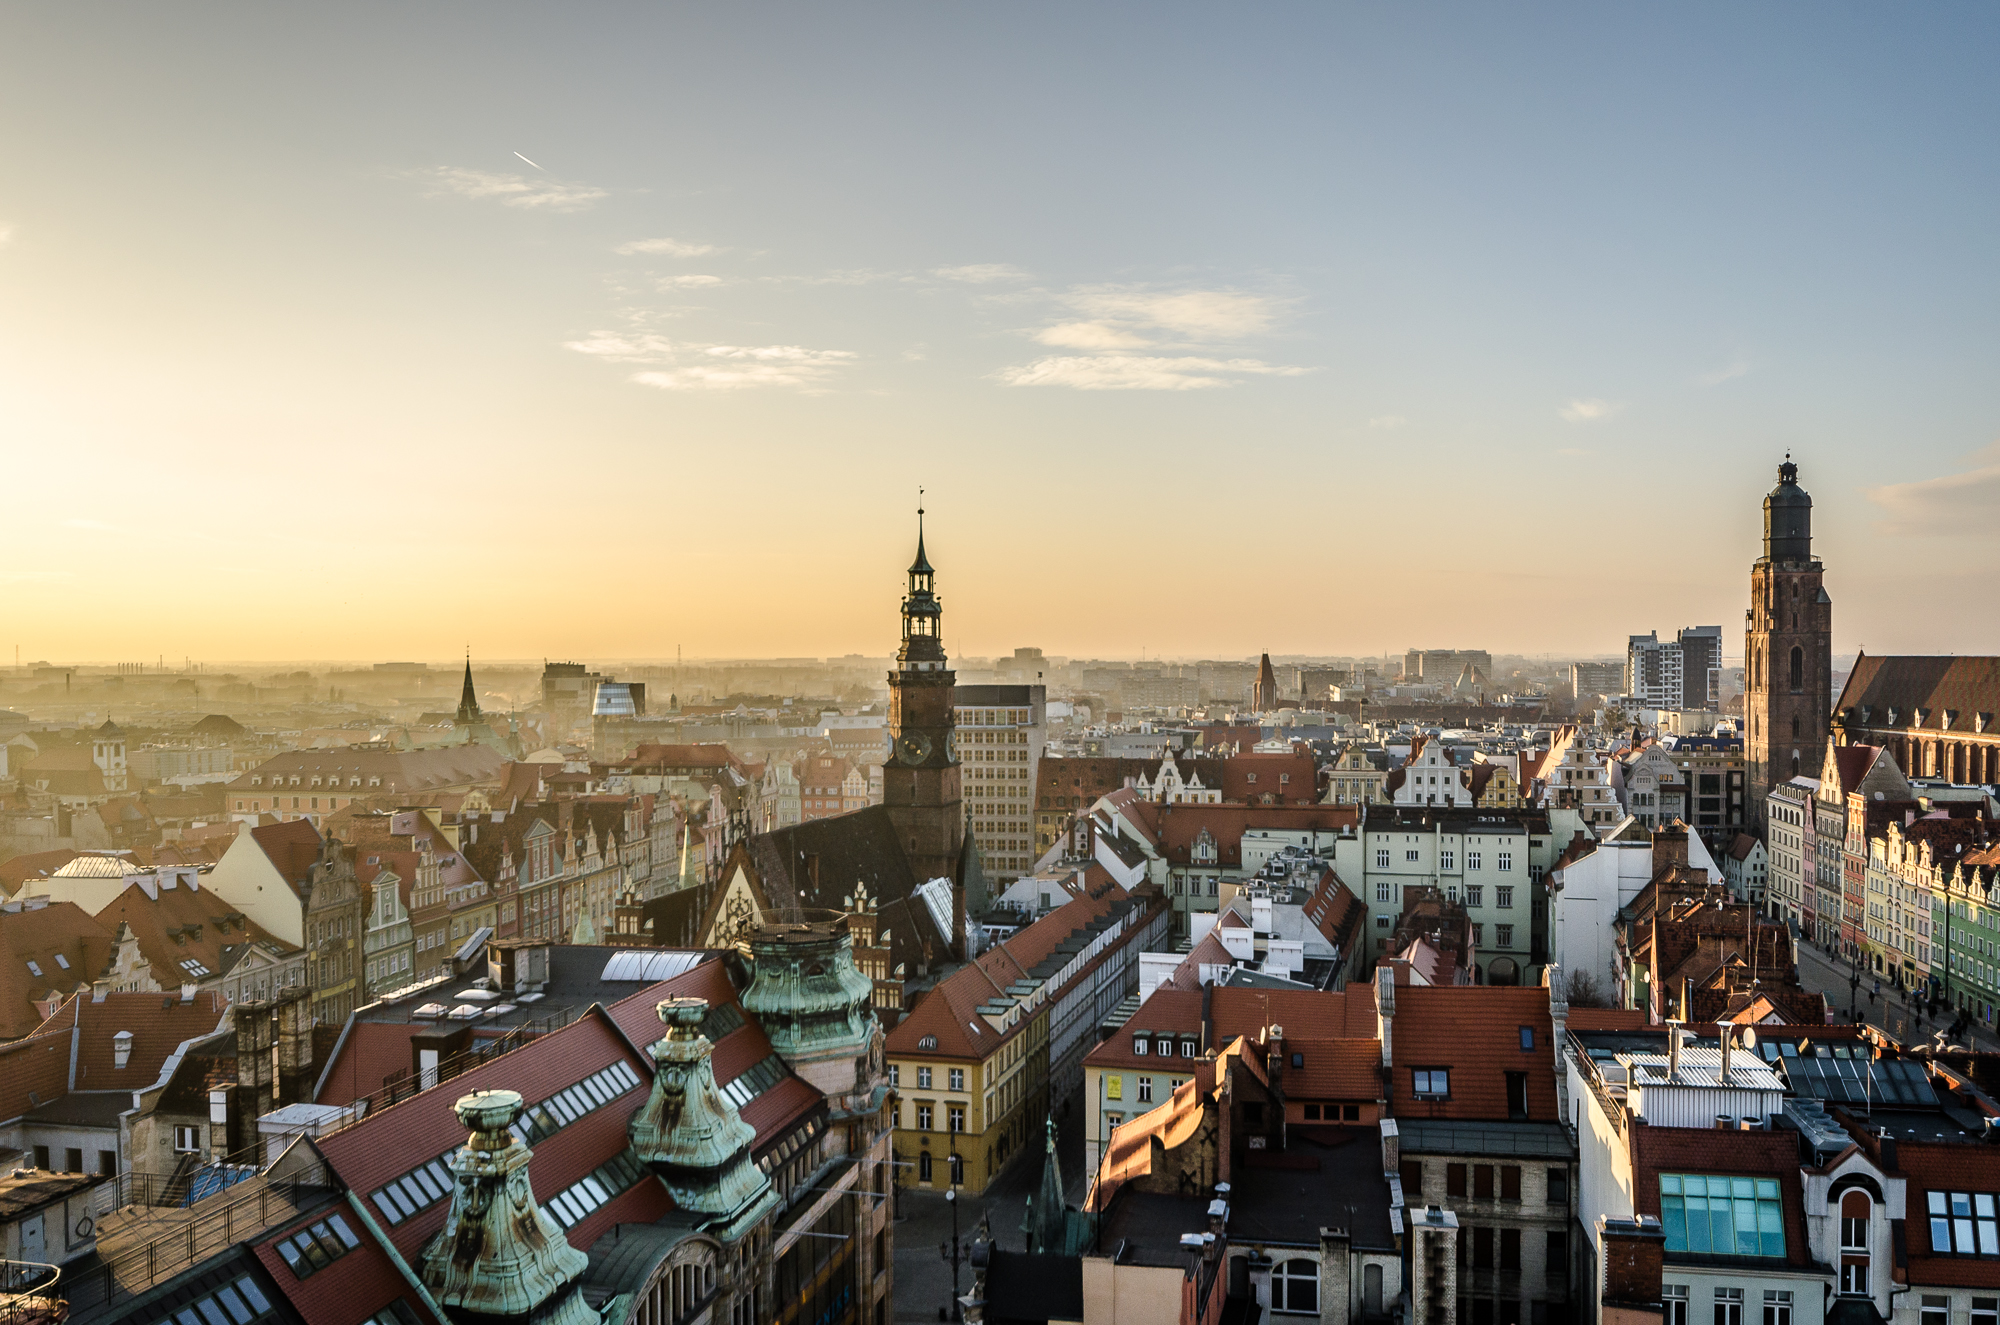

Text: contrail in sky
xmin=513 ymin=152 xmax=543 ymax=170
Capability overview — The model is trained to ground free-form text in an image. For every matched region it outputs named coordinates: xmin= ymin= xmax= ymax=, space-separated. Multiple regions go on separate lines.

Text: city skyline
xmin=4 ymin=5 xmax=1997 ymax=661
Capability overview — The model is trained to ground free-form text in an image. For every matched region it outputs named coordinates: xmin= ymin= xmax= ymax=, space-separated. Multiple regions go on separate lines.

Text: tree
xmin=1563 ymin=967 xmax=1611 ymax=1009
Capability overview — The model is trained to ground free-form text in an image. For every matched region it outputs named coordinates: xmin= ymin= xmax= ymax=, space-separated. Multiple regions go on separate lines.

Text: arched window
xmin=1790 ymin=646 xmax=1804 ymax=693
xmin=1840 ymin=1191 xmax=1871 ymax=1294
xmin=1271 ymin=1259 xmax=1320 ymax=1315
xmin=1791 ymin=716 xmax=1801 ymax=739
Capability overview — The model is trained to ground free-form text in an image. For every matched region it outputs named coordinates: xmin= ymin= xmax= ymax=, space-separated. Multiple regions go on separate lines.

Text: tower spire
xmin=456 ymin=649 xmax=482 ymax=725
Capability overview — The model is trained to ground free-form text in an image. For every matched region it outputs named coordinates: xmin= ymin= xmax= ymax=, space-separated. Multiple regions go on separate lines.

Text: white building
xmin=1764 ymin=778 xmax=1818 ymax=932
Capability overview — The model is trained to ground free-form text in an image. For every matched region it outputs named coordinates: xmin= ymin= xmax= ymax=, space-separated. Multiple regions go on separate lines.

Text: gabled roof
xmin=1387 ymin=985 xmax=1558 ymax=1120
xmin=0 ymin=900 xmax=117 ymax=1040
xmin=728 ymin=805 xmax=947 ymax=972
xmin=249 ymin=819 xmax=323 ymax=894
xmin=94 ymin=875 xmax=293 ymax=984
xmin=30 ymin=989 xmax=231 ymax=1090
xmin=1837 ymin=655 xmax=2000 ymax=731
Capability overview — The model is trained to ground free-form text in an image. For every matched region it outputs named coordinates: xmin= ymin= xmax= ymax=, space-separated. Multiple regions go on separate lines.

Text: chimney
xmin=113 ymin=1031 xmax=133 ymax=1070
xmin=1665 ymin=1020 xmax=1683 ymax=1082
xmin=1716 ymin=1023 xmax=1733 ymax=1084
xmin=419 ymin=1090 xmax=596 ymax=1325
xmin=1654 ymin=823 xmax=1688 ymax=871
xmin=1376 ymin=965 xmax=1397 ymax=1071
xmin=1598 ymin=1216 xmax=1666 ymax=1318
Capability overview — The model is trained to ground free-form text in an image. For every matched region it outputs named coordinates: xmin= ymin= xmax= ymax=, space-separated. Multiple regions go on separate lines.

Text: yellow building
xmin=885 ymin=976 xmax=1048 ymax=1194
xmin=1470 ymin=759 xmax=1524 ymax=808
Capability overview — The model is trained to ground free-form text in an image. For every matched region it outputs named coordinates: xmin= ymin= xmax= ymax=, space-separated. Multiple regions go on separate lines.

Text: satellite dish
xmin=1741 ymin=1027 xmax=1758 ymax=1051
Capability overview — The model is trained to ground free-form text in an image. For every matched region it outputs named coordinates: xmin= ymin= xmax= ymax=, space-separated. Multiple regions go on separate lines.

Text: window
xmin=1441 ymin=851 xmax=1456 ymax=871
xmin=173 ymin=1126 xmax=202 ymax=1152
xmin=917 ymin=1067 xmax=932 ymax=1089
xmin=1920 ymin=1298 xmax=1947 ymax=1325
xmin=274 ymin=1214 xmax=361 ymax=1279
xmin=948 ymin=1069 xmax=964 ymax=1092
xmin=889 ymin=1065 xmax=900 ymax=1087
xmin=1181 ymin=1040 xmax=1197 ymax=1058
xmin=1133 ymin=1036 xmax=1147 ymax=1056
xmin=948 ymin=1106 xmax=965 ymax=1133
xmin=1497 ymin=925 xmax=1514 ymax=947
xmin=1660 ymin=1175 xmax=1786 ymax=1257
xmin=1271 ymin=1259 xmax=1319 ymax=1315
xmin=1405 ymin=849 xmax=1420 ymax=862
xmin=1446 ymin=1163 xmax=1467 ymax=1196
xmin=1472 ymin=924 xmax=1483 ymax=946
xmin=1518 ymin=1027 xmax=1536 ymax=1051
xmin=1402 ymin=1160 xmax=1423 ymax=1193
xmin=1497 ymin=886 xmax=1514 ymax=908
xmin=1973 ymin=1299 xmax=1998 ymax=1325
xmin=1715 ymin=1288 xmax=1744 ymax=1325
xmin=1664 ymin=1286 xmax=1688 ymax=1325
xmin=1548 ymin=1167 xmax=1568 ymax=1204
xmin=919 ymin=1152 xmax=932 ymax=1183
xmin=1762 ymin=1292 xmax=1791 ymax=1325
xmin=1468 ymin=851 xmax=1482 ymax=870
xmin=916 ymin=1105 xmax=933 ymax=1130
xmin=167 ymin=1276 xmax=277 ymax=1325
xmin=1472 ymin=1226 xmax=1494 ymax=1268
xmin=1498 ymin=852 xmax=1513 ymax=871
xmin=1413 ymin=1069 xmax=1449 ymax=1098
xmin=1499 ymin=1227 xmax=1520 ymax=1270
xmin=1137 ymin=1077 xmax=1153 ymax=1103
xmin=1547 ymin=1230 xmax=1568 ymax=1281
xmin=1928 ymin=1191 xmax=2000 ymax=1255
xmin=1501 ymin=1165 xmax=1521 ymax=1200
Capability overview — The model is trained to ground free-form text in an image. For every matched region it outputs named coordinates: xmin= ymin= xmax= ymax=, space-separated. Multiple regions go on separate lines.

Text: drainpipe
xmin=345 ymin=1188 xmax=450 ymax=1324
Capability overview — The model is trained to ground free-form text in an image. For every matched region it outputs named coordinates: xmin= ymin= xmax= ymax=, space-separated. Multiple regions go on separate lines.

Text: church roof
xmin=1837 ymin=655 xmax=2000 ymax=732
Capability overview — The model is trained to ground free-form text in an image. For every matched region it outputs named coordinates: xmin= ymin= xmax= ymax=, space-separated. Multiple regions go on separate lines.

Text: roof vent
xmin=113 ymin=1031 xmax=133 ymax=1070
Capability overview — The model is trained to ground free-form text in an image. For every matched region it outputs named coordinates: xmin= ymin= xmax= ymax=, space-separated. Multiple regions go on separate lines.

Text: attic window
xmin=54 ymin=955 xmax=68 ymax=970
xmin=1520 ymin=1027 xmax=1535 ymax=1051
xmin=918 ymin=1035 xmax=938 ymax=1050
xmin=181 ymin=960 xmax=211 ymax=977
xmin=1134 ymin=1037 xmax=1148 ymax=1056
xmin=25 ymin=960 xmax=42 ymax=977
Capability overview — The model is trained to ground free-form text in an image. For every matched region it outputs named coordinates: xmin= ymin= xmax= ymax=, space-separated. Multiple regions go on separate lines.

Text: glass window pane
xmin=236 ymin=1279 xmax=271 ymax=1314
xmin=1661 ymin=1175 xmax=1682 ymax=1195
xmin=1980 ymin=1220 xmax=1998 ymax=1256
xmin=177 ymin=1309 xmax=202 ymax=1325
xmin=1662 ymin=1199 xmax=1688 ymax=1252
xmin=1953 ymin=1194 xmax=1973 ymax=1218
xmin=215 ymin=1287 xmax=253 ymax=1325
xmin=1733 ymin=1178 xmax=1756 ymax=1199
xmin=1979 ymin=1195 xmax=1996 ymax=1218
xmin=1685 ymin=1176 xmax=1707 ymax=1197
xmin=1708 ymin=1196 xmax=1735 ymax=1253
xmin=1930 ymin=1191 xmax=1948 ymax=1215
xmin=1736 ymin=1200 xmax=1760 ymax=1255
xmin=1685 ymin=1198 xmax=1710 ymax=1253
xmin=1756 ymin=1179 xmax=1779 ymax=1199
xmin=1933 ymin=1218 xmax=1953 ymax=1249
xmin=274 ymin=1240 xmax=303 ymax=1271
xmin=327 ymin=1216 xmax=359 ymax=1248
xmin=373 ymin=1191 xmax=403 ymax=1224
xmin=197 ymin=1299 xmax=230 ymax=1325
xmin=1956 ymin=1218 xmax=1975 ymax=1250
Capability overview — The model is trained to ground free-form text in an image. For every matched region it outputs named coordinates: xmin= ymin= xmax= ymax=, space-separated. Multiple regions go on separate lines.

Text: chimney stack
xmin=1665 ymin=1020 xmax=1683 ymax=1082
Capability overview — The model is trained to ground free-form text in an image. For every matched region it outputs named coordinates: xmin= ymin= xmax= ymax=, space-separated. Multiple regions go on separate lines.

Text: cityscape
xmin=2 ymin=10 xmax=1998 ymax=1325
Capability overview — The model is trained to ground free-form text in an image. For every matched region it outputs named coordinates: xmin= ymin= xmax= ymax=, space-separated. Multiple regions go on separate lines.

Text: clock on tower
xmin=882 ymin=507 xmax=966 ymax=953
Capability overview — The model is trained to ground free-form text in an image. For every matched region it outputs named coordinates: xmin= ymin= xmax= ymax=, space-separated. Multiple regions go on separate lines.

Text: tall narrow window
xmin=1790 ymin=646 xmax=1804 ymax=693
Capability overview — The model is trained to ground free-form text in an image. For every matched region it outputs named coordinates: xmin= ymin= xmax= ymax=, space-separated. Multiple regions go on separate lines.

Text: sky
xmin=2 ymin=4 xmax=1997 ymax=666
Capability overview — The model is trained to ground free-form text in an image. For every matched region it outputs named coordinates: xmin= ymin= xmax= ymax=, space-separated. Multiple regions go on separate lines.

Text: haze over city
xmin=4 ymin=5 xmax=1998 ymax=662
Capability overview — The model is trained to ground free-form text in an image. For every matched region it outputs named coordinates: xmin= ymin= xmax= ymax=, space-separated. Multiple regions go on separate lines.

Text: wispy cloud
xmin=933 ymin=263 xmax=1028 ymax=284
xmin=1368 ymin=415 xmax=1408 ymax=429
xmin=617 ymin=237 xmax=716 ymax=257
xmin=658 ymin=274 xmax=724 ymax=290
xmin=1005 ymin=286 xmax=1304 ymax=389
xmin=1559 ymin=398 xmax=1621 ymax=423
xmin=425 ymin=167 xmax=606 ymax=212
xmin=1000 ymin=355 xmax=1308 ymax=391
xmin=1866 ymin=441 xmax=2000 ymax=536
xmin=567 ymin=330 xmax=853 ymax=391
xmin=1699 ymin=357 xmax=1751 ymax=386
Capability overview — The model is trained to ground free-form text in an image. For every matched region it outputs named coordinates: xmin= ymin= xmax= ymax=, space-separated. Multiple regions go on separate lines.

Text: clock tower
xmin=883 ymin=509 xmax=966 ymax=952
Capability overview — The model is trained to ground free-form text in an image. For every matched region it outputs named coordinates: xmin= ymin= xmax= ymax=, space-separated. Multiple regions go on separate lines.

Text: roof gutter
xmin=344 ymin=1184 xmax=451 ymax=1325
xmin=311 ymin=1008 xmax=360 ymax=1103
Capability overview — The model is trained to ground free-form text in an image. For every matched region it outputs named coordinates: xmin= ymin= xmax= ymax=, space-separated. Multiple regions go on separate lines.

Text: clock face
xmin=899 ymin=732 xmax=933 ymax=765
xmin=945 ymin=731 xmax=958 ymax=762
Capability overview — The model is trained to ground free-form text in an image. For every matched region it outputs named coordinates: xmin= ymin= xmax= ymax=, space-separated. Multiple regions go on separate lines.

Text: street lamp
xmin=938 ymin=1187 xmax=964 ymax=1322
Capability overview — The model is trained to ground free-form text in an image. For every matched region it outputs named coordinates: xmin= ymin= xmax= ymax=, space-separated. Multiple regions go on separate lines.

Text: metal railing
xmin=0 ymin=1261 xmax=63 ymax=1325
xmin=109 ymin=1141 xmax=269 ymax=1212
xmin=312 ymin=1004 xmax=583 ymax=1140
xmin=60 ymin=1159 xmax=332 ymax=1319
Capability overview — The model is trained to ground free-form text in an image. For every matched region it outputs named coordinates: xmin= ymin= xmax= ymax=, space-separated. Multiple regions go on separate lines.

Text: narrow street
xmin=1789 ymin=937 xmax=2000 ymax=1051
xmin=890 ymin=1094 xmax=1089 ymax=1322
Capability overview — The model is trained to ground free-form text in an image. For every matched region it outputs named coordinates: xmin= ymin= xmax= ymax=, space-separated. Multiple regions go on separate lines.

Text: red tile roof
xmin=250 ymin=819 xmax=323 ymax=893
xmin=0 ymin=900 xmax=117 ymax=1040
xmin=31 ymin=989 xmax=230 ymax=1089
xmin=1387 ymin=985 xmax=1558 ymax=1120
xmin=1281 ymin=1037 xmax=1384 ymax=1100
xmin=1627 ymin=1125 xmax=1813 ymax=1267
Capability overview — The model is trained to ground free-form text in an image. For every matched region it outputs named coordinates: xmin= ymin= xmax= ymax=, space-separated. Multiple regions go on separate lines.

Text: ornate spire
xmin=910 ymin=501 xmax=934 ymax=578
xmin=1027 ymin=1118 xmax=1067 ymax=1254
xmin=897 ymin=502 xmax=945 ymax=669
xmin=456 ymin=651 xmax=482 ymax=725
xmin=628 ymin=997 xmax=778 ymax=1240
xmin=419 ymin=1090 xmax=596 ymax=1325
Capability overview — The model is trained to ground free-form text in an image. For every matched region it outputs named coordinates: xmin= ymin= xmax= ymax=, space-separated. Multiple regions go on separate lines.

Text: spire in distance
xmin=456 ymin=650 xmax=482 ymax=725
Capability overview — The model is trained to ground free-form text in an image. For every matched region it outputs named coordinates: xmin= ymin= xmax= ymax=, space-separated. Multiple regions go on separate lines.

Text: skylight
xmin=54 ymin=955 xmax=69 ymax=970
xmin=25 ymin=960 xmax=41 ymax=977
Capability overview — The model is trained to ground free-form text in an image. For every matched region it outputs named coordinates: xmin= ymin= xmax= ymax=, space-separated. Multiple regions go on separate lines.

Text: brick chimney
xmin=1654 ymin=823 xmax=1689 ymax=872
xmin=1598 ymin=1215 xmax=1666 ymax=1325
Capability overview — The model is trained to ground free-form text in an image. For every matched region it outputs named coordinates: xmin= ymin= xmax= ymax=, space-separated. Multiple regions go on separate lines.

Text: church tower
xmin=455 ymin=654 xmax=482 ymax=726
xmin=1745 ymin=459 xmax=1832 ymax=827
xmin=882 ymin=509 xmax=966 ymax=951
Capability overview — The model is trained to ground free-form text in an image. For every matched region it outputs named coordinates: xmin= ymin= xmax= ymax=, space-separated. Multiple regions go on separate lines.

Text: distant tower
xmin=882 ymin=508 xmax=967 ymax=952
xmin=1252 ymin=653 xmax=1278 ymax=712
xmin=1745 ymin=459 xmax=1832 ymax=827
xmin=455 ymin=654 xmax=482 ymax=726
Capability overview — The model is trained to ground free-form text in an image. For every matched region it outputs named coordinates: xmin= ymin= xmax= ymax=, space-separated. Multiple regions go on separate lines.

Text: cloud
xmin=1034 ymin=321 xmax=1154 ymax=350
xmin=933 ymin=263 xmax=1028 ymax=284
xmin=1866 ymin=441 xmax=2000 ymax=536
xmin=1000 ymin=355 xmax=1309 ymax=391
xmin=425 ymin=167 xmax=606 ymax=212
xmin=567 ymin=330 xmax=853 ymax=390
xmin=617 ymin=237 xmax=716 ymax=257
xmin=0 ymin=225 xmax=13 ymax=247
xmin=1368 ymin=415 xmax=1408 ymax=429
xmin=1699 ymin=357 xmax=1751 ymax=385
xmin=1559 ymin=398 xmax=1621 ymax=423
xmin=657 ymin=274 xmax=723 ymax=290
xmin=1062 ymin=287 xmax=1278 ymax=340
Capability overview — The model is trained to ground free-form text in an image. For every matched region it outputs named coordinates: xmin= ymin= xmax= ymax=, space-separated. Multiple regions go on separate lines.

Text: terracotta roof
xmin=0 ymin=900 xmax=118 ymax=1040
xmin=0 ymin=1027 xmax=79 ymax=1123
xmin=626 ymin=743 xmax=734 ymax=770
xmin=1837 ymin=655 xmax=2000 ymax=733
xmin=1280 ymin=1036 xmax=1384 ymax=1099
xmin=92 ymin=877 xmax=291 ymax=987
xmin=249 ymin=819 xmax=323 ymax=891
xmin=0 ymin=849 xmax=83 ymax=892
xmin=1387 ymin=985 xmax=1559 ymax=1120
xmin=1565 ymin=1008 xmax=1650 ymax=1031
xmin=1111 ymin=799 xmax=1359 ymax=867
xmin=30 ymin=988 xmax=230 ymax=1089
xmin=229 ymin=745 xmax=508 ymax=795
xmin=1897 ymin=1139 xmax=2000 ymax=1286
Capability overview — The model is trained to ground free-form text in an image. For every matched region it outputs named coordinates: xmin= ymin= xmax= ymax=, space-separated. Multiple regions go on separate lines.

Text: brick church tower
xmin=883 ymin=509 xmax=967 ymax=951
xmin=1745 ymin=458 xmax=1832 ymax=828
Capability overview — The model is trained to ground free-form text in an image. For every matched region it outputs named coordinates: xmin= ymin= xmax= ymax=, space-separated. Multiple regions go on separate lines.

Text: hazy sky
xmin=3 ymin=4 xmax=1997 ymax=665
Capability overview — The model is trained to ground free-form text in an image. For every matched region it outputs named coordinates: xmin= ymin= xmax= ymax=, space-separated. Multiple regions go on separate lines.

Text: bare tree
xmin=1564 ymin=967 xmax=1610 ymax=1009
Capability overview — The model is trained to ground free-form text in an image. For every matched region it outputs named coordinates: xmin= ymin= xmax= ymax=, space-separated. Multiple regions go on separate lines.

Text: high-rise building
xmin=1570 ymin=661 xmax=1625 ymax=702
xmin=952 ymin=684 xmax=1045 ymax=881
xmin=1402 ymin=648 xmax=1493 ymax=683
xmin=882 ymin=511 xmax=968 ymax=950
xmin=1745 ymin=459 xmax=1832 ymax=827
xmin=1626 ymin=626 xmax=1723 ymax=710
